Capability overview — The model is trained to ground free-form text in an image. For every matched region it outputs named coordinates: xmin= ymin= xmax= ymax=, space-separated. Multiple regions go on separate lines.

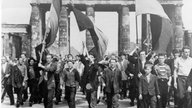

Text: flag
xmin=150 ymin=15 xmax=173 ymax=54
xmin=35 ymin=44 xmax=49 ymax=64
xmin=136 ymin=0 xmax=173 ymax=54
xmin=35 ymin=0 xmax=61 ymax=61
xmin=45 ymin=0 xmax=62 ymax=48
xmin=72 ymin=7 xmax=108 ymax=61
xmin=136 ymin=0 xmax=170 ymax=20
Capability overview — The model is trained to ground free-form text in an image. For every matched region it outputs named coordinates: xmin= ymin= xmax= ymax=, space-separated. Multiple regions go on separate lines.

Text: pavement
xmin=1 ymin=90 xmax=175 ymax=108
xmin=1 ymin=90 xmax=137 ymax=108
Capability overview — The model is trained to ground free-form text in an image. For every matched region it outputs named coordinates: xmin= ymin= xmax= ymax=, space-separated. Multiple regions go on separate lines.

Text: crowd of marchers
xmin=1 ymin=46 xmax=192 ymax=108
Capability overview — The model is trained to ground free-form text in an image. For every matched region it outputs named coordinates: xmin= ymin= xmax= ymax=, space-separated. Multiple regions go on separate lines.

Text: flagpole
xmin=135 ymin=15 xmax=139 ymax=45
xmin=39 ymin=27 xmax=50 ymax=63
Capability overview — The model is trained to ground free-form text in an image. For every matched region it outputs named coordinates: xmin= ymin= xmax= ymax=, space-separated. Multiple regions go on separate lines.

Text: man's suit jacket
xmin=86 ymin=63 xmax=99 ymax=91
xmin=103 ymin=67 xmax=122 ymax=93
xmin=128 ymin=55 xmax=147 ymax=75
xmin=139 ymin=74 xmax=160 ymax=96
xmin=1 ymin=63 xmax=12 ymax=85
xmin=12 ymin=65 xmax=23 ymax=88
xmin=44 ymin=62 xmax=57 ymax=90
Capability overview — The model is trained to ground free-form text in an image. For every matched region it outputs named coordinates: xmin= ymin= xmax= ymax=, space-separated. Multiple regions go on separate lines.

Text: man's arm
xmin=23 ymin=65 xmax=28 ymax=82
xmin=187 ymin=69 xmax=192 ymax=92
xmin=166 ymin=65 xmax=172 ymax=87
xmin=139 ymin=77 xmax=143 ymax=100
xmin=173 ymin=59 xmax=179 ymax=89
xmin=44 ymin=63 xmax=57 ymax=73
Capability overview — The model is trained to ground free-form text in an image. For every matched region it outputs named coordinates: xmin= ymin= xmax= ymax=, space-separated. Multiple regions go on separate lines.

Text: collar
xmin=145 ymin=73 xmax=151 ymax=77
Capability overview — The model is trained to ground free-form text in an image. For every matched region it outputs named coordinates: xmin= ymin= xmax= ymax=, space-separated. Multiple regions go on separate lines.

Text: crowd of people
xmin=1 ymin=46 xmax=192 ymax=108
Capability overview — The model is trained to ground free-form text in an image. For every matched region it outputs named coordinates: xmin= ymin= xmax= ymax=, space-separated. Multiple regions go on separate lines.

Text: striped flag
xmin=35 ymin=0 xmax=61 ymax=62
xmin=45 ymin=0 xmax=62 ymax=48
xmin=136 ymin=0 xmax=173 ymax=54
xmin=72 ymin=7 xmax=108 ymax=61
xmin=136 ymin=0 xmax=170 ymax=20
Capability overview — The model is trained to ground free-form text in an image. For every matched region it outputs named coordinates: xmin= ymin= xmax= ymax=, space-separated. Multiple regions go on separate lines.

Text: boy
xmin=139 ymin=62 xmax=160 ymax=108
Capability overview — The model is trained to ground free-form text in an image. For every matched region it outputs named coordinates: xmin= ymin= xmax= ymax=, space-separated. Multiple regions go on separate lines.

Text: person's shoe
xmin=97 ymin=97 xmax=101 ymax=104
xmin=38 ymin=100 xmax=42 ymax=104
xmin=55 ymin=101 xmax=59 ymax=105
xmin=1 ymin=98 xmax=4 ymax=103
xmin=23 ymin=98 xmax=27 ymax=102
xmin=16 ymin=103 xmax=20 ymax=108
xmin=10 ymin=102 xmax=15 ymax=105
xmin=29 ymin=102 xmax=33 ymax=107
xmin=130 ymin=102 xmax=134 ymax=106
xmin=120 ymin=96 xmax=124 ymax=100
xmin=20 ymin=102 xmax=24 ymax=105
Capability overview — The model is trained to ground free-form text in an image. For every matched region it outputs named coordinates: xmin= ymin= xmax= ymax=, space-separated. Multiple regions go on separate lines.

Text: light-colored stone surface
xmin=1 ymin=90 xmax=137 ymax=108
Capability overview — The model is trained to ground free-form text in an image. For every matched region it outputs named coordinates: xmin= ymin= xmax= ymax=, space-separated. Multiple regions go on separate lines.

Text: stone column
xmin=118 ymin=5 xmax=130 ymax=54
xmin=2 ymin=33 xmax=12 ymax=57
xmin=59 ymin=5 xmax=69 ymax=57
xmin=30 ymin=3 xmax=43 ymax=58
xmin=185 ymin=30 xmax=192 ymax=57
xmin=86 ymin=5 xmax=95 ymax=51
xmin=174 ymin=4 xmax=184 ymax=50
xmin=141 ymin=14 xmax=147 ymax=52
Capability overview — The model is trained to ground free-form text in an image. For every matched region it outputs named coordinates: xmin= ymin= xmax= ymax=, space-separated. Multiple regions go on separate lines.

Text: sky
xmin=1 ymin=0 xmax=192 ymax=53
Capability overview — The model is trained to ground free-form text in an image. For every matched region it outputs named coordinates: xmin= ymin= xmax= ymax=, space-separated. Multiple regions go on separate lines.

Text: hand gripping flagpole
xmin=39 ymin=25 xmax=50 ymax=64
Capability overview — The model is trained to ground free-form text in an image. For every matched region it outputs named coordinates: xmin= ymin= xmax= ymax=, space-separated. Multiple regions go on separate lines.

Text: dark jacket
xmin=86 ymin=63 xmax=99 ymax=91
xmin=139 ymin=74 xmax=160 ymax=96
xmin=63 ymin=68 xmax=80 ymax=87
xmin=27 ymin=63 xmax=40 ymax=80
xmin=1 ymin=63 xmax=12 ymax=85
xmin=128 ymin=55 xmax=147 ymax=75
xmin=103 ymin=67 xmax=122 ymax=93
xmin=12 ymin=65 xmax=23 ymax=88
xmin=44 ymin=62 xmax=57 ymax=89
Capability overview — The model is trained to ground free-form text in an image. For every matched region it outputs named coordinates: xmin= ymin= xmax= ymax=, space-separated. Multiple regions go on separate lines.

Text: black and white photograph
xmin=1 ymin=0 xmax=192 ymax=108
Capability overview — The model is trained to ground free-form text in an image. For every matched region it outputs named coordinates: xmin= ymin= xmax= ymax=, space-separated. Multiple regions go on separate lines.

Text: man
xmin=21 ymin=53 xmax=29 ymax=102
xmin=174 ymin=46 xmax=192 ymax=108
xmin=62 ymin=61 xmax=80 ymax=108
xmin=16 ymin=57 xmax=28 ymax=106
xmin=1 ymin=56 xmax=14 ymax=105
xmin=12 ymin=58 xmax=27 ymax=107
xmin=128 ymin=50 xmax=150 ymax=107
xmin=166 ymin=49 xmax=180 ymax=107
xmin=103 ymin=58 xmax=122 ymax=108
xmin=154 ymin=53 xmax=171 ymax=108
xmin=85 ymin=54 xmax=99 ymax=108
xmin=38 ymin=54 xmax=57 ymax=108
xmin=186 ymin=69 xmax=192 ymax=108
xmin=54 ymin=56 xmax=64 ymax=105
xmin=73 ymin=55 xmax=85 ymax=91
xmin=119 ymin=53 xmax=129 ymax=99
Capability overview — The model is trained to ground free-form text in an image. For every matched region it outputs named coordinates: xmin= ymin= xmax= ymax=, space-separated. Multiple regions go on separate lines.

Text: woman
xmin=27 ymin=57 xmax=40 ymax=106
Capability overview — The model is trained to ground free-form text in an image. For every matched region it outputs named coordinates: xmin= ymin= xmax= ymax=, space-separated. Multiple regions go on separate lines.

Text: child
xmin=139 ymin=62 xmax=160 ymax=108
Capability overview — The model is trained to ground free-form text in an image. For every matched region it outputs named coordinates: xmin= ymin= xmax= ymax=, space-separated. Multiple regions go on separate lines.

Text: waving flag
xmin=72 ymin=6 xmax=108 ymax=61
xmin=136 ymin=0 xmax=173 ymax=54
xmin=35 ymin=0 xmax=61 ymax=61
xmin=136 ymin=0 xmax=170 ymax=20
xmin=45 ymin=0 xmax=62 ymax=48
